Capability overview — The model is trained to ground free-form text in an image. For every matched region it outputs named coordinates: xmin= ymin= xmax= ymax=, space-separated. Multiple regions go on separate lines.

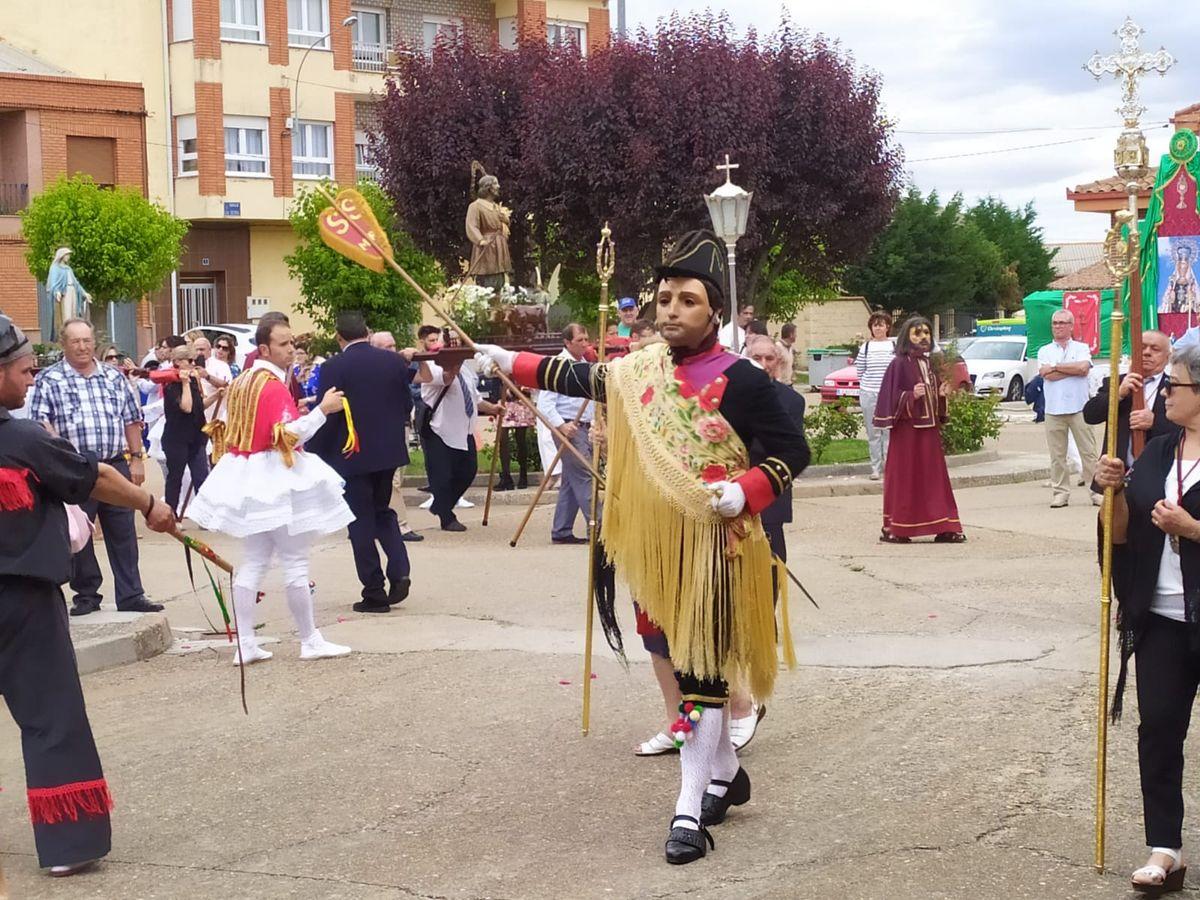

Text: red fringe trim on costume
xmin=0 ymin=467 xmax=36 ymax=511
xmin=27 ymin=778 xmax=113 ymax=824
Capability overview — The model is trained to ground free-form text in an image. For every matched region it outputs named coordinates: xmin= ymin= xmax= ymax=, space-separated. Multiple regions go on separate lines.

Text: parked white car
xmin=183 ymin=324 xmax=258 ymax=369
xmin=962 ymin=335 xmax=1038 ymax=401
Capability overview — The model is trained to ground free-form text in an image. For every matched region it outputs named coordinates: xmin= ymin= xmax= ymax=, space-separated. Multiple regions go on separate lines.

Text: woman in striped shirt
xmin=856 ymin=311 xmax=896 ymax=480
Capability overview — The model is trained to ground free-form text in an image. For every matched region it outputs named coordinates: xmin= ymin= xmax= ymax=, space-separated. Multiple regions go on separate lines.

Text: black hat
xmin=654 ymin=231 xmax=727 ymax=310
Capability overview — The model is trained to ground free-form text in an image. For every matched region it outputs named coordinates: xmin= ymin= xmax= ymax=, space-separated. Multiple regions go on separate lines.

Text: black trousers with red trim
xmin=0 ymin=576 xmax=111 ymax=867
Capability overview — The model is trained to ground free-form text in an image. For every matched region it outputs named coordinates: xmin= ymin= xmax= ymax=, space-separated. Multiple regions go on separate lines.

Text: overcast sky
xmin=626 ymin=1 xmax=1199 ymax=243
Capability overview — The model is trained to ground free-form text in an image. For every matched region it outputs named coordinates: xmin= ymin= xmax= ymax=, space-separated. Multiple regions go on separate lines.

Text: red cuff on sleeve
xmin=511 ymin=352 xmax=543 ymax=389
xmin=734 ymin=467 xmax=777 ymax=516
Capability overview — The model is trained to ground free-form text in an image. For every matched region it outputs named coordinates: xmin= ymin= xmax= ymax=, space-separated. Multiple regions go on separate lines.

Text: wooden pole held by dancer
xmin=582 ymin=223 xmax=615 ymax=736
xmin=509 ymin=401 xmax=590 ymax=548
xmin=482 ymin=386 xmax=507 ymax=526
xmin=1095 ymin=308 xmax=1124 ymax=872
xmin=312 ymin=184 xmax=603 ymax=484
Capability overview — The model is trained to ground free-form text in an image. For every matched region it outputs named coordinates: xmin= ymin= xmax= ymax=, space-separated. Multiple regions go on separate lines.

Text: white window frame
xmin=351 ymin=6 xmax=387 ymax=71
xmin=293 ymin=121 xmax=333 ymax=179
xmin=422 ymin=16 xmax=461 ymax=57
xmin=173 ymin=0 xmax=195 ymax=42
xmin=289 ymin=0 xmax=330 ymax=48
xmin=547 ymin=19 xmax=587 ymax=55
xmin=354 ymin=129 xmax=377 ymax=179
xmin=220 ymin=0 xmax=264 ymax=43
xmin=176 ymin=115 xmax=198 ymax=176
xmin=223 ymin=116 xmax=270 ymax=177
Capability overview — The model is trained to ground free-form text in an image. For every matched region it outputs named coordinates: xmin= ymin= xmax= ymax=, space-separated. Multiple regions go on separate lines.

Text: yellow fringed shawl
xmin=214 ymin=368 xmax=301 ymax=467
xmin=600 ymin=343 xmax=791 ymax=700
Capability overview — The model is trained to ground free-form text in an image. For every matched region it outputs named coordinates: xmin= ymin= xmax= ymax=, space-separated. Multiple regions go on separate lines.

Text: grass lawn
xmin=815 ymin=438 xmax=869 ymax=465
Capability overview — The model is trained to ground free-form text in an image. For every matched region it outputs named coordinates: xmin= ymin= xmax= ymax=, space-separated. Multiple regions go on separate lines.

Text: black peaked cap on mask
xmin=654 ymin=231 xmax=727 ymax=311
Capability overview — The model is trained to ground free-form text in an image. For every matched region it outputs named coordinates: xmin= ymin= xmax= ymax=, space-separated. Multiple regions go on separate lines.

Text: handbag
xmin=416 ymin=382 xmax=453 ymax=436
xmin=65 ymin=503 xmax=94 ymax=554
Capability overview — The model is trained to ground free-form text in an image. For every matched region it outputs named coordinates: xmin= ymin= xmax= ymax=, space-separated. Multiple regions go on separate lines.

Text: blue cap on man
xmin=618 ymin=297 xmax=637 ymax=311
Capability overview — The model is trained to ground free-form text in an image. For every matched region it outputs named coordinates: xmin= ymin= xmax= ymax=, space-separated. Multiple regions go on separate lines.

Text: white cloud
xmin=625 ymin=0 xmax=1200 ymax=241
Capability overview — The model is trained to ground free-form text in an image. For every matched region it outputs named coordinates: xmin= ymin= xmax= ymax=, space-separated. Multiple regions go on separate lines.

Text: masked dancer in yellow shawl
xmin=475 ymin=231 xmax=810 ymax=864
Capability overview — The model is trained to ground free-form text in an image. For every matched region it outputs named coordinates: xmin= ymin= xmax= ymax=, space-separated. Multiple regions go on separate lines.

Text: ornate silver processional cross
xmin=1084 ymin=17 xmax=1175 ymax=128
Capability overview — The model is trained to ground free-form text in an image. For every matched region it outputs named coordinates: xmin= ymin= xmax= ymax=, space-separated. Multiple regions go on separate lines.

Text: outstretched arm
xmin=476 ymin=345 xmax=607 ymax=403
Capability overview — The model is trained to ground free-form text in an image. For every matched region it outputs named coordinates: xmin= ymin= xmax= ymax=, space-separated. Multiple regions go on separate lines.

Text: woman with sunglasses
xmin=1097 ymin=343 xmax=1200 ymax=894
xmin=205 ymin=339 xmax=238 ymax=423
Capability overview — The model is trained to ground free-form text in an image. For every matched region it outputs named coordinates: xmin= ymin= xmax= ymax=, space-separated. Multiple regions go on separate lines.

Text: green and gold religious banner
xmin=1130 ymin=129 xmax=1200 ymax=339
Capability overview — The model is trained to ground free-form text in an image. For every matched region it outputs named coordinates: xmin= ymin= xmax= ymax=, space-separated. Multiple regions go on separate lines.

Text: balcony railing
xmin=355 ymin=164 xmax=379 ymax=182
xmin=353 ymin=42 xmax=386 ymax=72
xmin=0 ymin=182 xmax=28 ymax=215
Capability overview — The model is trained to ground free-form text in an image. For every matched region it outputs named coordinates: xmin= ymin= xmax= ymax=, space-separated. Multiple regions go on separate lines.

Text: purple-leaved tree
xmin=372 ymin=14 xmax=902 ymax=317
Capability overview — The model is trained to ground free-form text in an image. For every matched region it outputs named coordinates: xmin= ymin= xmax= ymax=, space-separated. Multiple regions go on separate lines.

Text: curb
xmin=402 ymin=452 xmax=1048 ymax=505
xmin=792 ymin=463 xmax=1050 ymax=499
xmin=73 ymin=613 xmax=173 ymax=676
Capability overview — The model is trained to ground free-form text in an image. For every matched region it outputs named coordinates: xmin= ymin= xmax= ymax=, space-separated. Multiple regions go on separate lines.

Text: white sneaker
xmin=233 ymin=641 xmax=273 ymax=665
xmin=300 ymin=633 xmax=351 ymax=660
xmin=419 ymin=496 xmax=433 ymax=510
xmin=457 ymin=497 xmax=475 ymax=508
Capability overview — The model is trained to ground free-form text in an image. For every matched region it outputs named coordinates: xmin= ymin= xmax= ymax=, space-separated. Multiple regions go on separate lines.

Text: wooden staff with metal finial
xmin=482 ymin=386 xmax=508 ymax=526
xmin=582 ymin=223 xmax=615 ymax=736
xmin=1095 ymin=308 xmax=1124 ymax=871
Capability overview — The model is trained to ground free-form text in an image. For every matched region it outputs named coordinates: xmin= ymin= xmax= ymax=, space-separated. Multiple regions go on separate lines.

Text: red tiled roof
xmin=1049 ymin=259 xmax=1119 ymax=291
xmin=1068 ymin=173 xmax=1155 ymax=197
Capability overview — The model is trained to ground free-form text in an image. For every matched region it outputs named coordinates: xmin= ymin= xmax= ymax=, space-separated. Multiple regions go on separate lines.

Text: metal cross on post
xmin=715 ymin=154 xmax=739 ymax=182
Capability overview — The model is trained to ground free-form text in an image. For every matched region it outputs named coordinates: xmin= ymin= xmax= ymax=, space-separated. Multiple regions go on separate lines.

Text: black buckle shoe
xmin=664 ymin=814 xmax=714 ymax=864
xmin=700 ymin=767 xmax=751 ymax=826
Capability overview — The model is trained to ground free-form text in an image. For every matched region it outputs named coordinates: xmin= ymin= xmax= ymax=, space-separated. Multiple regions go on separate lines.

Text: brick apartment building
xmin=0 ymin=0 xmax=610 ymax=352
xmin=0 ymin=43 xmax=153 ymax=346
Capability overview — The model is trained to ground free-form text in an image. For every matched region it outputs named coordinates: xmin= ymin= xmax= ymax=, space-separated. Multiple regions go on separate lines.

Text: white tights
xmin=674 ymin=705 xmax=739 ymax=829
xmin=232 ymin=527 xmax=316 ymax=644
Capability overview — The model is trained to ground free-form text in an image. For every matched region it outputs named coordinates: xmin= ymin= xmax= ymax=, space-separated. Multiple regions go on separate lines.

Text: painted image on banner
xmin=1157 ymin=236 xmax=1200 ymax=315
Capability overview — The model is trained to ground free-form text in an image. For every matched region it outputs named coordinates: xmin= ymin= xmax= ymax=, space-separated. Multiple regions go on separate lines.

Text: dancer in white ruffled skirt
xmin=189 ymin=318 xmax=354 ymax=664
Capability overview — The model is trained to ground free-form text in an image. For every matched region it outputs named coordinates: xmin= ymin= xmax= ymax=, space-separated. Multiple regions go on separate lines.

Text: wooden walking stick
xmin=482 ymin=387 xmax=508 ymax=526
xmin=1095 ymin=308 xmax=1124 ymax=872
xmin=313 ymin=184 xmax=603 ymax=485
xmin=509 ymin=400 xmax=590 ymax=548
xmin=582 ymin=223 xmax=615 ymax=736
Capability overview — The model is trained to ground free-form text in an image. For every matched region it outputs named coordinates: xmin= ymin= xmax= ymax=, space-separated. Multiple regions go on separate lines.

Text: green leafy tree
xmin=285 ymin=180 xmax=444 ymax=336
xmin=20 ymin=175 xmax=187 ymax=303
xmin=964 ymin=197 xmax=1056 ymax=303
xmin=843 ymin=188 xmax=1002 ymax=318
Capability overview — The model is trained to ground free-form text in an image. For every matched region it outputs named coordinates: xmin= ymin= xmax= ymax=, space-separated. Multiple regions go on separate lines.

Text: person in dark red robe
xmin=872 ymin=316 xmax=965 ymax=543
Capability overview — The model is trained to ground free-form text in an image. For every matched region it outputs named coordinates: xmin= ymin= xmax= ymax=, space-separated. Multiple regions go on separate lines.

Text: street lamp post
xmin=290 ymin=15 xmax=359 ymax=133
xmin=705 ymin=154 xmax=752 ymax=352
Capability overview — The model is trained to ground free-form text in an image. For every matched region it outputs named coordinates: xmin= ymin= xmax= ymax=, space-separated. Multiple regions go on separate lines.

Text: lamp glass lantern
xmin=704 ymin=164 xmax=753 ymax=350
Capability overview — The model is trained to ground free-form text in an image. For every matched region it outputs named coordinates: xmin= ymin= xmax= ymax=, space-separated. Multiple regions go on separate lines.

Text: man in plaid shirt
xmin=30 ymin=319 xmax=162 ymax=615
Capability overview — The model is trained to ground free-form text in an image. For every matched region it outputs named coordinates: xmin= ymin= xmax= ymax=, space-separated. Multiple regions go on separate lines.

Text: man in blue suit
xmin=309 ymin=312 xmax=414 ymax=613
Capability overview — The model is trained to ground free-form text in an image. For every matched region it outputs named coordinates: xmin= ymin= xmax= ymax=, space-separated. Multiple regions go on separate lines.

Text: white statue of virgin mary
xmin=46 ymin=247 xmax=92 ymax=338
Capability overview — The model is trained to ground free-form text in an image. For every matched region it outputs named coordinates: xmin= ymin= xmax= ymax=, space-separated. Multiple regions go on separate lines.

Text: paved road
xmin=0 ymin=420 xmax=1168 ymax=898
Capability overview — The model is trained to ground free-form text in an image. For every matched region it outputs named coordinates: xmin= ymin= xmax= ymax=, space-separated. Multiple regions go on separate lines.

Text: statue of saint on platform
xmin=465 ymin=169 xmax=512 ymax=293
xmin=47 ymin=246 xmax=92 ymax=339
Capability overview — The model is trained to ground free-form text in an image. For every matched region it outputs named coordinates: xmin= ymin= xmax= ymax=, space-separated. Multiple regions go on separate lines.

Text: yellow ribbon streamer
xmin=341 ymin=397 xmax=360 ymax=458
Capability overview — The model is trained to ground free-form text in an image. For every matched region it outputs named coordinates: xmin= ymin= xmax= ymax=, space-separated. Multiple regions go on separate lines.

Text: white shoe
xmin=49 ymin=859 xmax=99 ymax=877
xmin=233 ymin=641 xmax=273 ymax=665
xmin=300 ymin=633 xmax=351 ymax=660
xmin=419 ymin=496 xmax=433 ymax=510
xmin=457 ymin=497 xmax=475 ymax=508
xmin=868 ymin=472 xmax=881 ymax=481
xmin=730 ymin=704 xmax=766 ymax=751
